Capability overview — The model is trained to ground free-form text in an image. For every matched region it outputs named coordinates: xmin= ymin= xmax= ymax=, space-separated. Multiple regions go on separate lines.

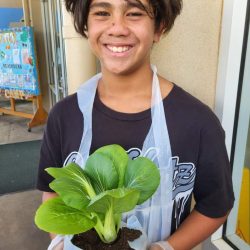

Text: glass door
xmin=223 ymin=3 xmax=250 ymax=248
xmin=41 ymin=0 xmax=67 ymax=105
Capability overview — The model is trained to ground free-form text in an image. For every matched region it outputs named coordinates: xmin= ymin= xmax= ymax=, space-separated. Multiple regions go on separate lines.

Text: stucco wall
xmin=151 ymin=0 xmax=223 ymax=109
xmin=0 ymin=0 xmax=22 ymax=8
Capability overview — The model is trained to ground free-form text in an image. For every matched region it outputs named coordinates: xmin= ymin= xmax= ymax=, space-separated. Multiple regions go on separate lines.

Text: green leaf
xmin=49 ymin=177 xmax=90 ymax=211
xmin=124 ymin=157 xmax=160 ymax=204
xmin=85 ymin=153 xmax=119 ymax=193
xmin=88 ymin=188 xmax=140 ymax=214
xmin=46 ymin=163 xmax=96 ymax=199
xmin=46 ymin=162 xmax=85 ymax=179
xmin=95 ymin=144 xmax=128 ymax=187
xmin=35 ymin=197 xmax=96 ymax=235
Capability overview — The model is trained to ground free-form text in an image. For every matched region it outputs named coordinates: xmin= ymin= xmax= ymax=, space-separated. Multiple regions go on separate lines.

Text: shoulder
xmin=49 ymin=93 xmax=79 ymax=118
xmin=165 ymin=84 xmax=221 ymax=130
xmin=46 ymin=93 xmax=81 ymax=131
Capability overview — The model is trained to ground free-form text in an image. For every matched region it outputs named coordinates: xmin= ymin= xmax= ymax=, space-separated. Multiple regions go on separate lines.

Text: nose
xmin=107 ymin=14 xmax=130 ymax=37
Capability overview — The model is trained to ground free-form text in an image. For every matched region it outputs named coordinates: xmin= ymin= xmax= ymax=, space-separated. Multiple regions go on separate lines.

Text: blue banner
xmin=0 ymin=26 xmax=40 ymax=96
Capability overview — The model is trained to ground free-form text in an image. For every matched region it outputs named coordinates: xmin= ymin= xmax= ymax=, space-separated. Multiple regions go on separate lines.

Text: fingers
xmin=52 ymin=240 xmax=64 ymax=250
xmin=149 ymin=244 xmax=164 ymax=250
xmin=149 ymin=241 xmax=174 ymax=250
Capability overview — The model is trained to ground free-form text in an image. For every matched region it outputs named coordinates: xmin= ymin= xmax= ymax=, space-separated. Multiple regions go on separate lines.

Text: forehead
xmin=90 ymin=0 xmax=150 ymax=7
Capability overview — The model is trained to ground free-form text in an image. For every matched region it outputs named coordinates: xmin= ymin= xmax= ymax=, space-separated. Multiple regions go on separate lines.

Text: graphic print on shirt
xmin=172 ymin=156 xmax=196 ymax=229
xmin=127 ymin=147 xmax=159 ymax=162
xmin=127 ymin=148 xmax=196 ymax=230
xmin=63 ymin=151 xmax=84 ymax=167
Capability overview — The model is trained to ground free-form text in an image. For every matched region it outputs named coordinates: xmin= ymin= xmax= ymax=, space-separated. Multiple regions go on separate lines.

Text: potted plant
xmin=35 ymin=144 xmax=160 ymax=250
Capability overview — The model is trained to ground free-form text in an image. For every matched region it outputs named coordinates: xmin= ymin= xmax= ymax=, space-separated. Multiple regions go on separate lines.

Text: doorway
xmin=223 ymin=1 xmax=250 ymax=248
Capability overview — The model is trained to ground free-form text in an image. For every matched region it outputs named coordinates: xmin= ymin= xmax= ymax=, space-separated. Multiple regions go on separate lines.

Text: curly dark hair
xmin=65 ymin=0 xmax=183 ymax=38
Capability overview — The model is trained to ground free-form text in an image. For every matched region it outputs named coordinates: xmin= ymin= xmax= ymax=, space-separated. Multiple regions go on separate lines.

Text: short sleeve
xmin=36 ymin=106 xmax=63 ymax=192
xmin=193 ymin=113 xmax=234 ymax=218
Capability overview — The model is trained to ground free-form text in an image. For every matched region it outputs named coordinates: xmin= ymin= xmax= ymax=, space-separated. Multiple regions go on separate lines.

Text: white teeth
xmin=107 ymin=45 xmax=130 ymax=53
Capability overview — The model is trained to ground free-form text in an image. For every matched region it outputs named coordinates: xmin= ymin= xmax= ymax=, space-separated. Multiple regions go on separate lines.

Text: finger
xmin=53 ymin=241 xmax=64 ymax=250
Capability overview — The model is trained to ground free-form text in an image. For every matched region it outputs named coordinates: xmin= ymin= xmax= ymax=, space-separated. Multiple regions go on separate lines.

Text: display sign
xmin=0 ymin=26 xmax=40 ymax=96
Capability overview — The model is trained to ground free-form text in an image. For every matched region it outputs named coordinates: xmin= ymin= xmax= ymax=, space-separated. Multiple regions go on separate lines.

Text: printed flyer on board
xmin=0 ymin=26 xmax=39 ymax=97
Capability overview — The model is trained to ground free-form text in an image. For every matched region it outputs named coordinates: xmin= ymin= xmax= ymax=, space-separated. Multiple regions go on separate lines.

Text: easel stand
xmin=0 ymin=95 xmax=48 ymax=132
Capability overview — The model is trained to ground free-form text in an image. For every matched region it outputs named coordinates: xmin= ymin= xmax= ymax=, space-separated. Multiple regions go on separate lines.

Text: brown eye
xmin=127 ymin=12 xmax=143 ymax=16
xmin=95 ymin=11 xmax=110 ymax=16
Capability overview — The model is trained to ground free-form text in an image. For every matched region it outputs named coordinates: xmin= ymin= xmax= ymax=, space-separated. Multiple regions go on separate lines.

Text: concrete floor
xmin=0 ymin=99 xmax=48 ymax=249
xmin=0 ymin=190 xmax=50 ymax=250
xmin=0 ymin=100 xmax=45 ymax=145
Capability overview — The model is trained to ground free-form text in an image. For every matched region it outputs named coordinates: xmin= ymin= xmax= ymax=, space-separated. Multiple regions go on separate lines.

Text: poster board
xmin=0 ymin=26 xmax=40 ymax=97
xmin=0 ymin=26 xmax=47 ymax=131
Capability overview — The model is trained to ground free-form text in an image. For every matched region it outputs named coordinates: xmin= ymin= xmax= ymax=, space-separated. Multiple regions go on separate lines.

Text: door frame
xmin=205 ymin=0 xmax=249 ymax=248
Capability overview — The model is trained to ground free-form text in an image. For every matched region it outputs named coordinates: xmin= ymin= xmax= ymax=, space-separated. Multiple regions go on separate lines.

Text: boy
xmin=37 ymin=0 xmax=234 ymax=249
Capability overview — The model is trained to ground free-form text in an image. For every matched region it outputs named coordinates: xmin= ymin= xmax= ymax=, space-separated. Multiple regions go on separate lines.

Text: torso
xmin=37 ymin=83 xmax=234 ymax=235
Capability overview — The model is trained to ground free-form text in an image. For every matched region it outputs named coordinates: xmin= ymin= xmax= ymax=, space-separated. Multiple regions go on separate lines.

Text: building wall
xmin=61 ymin=0 xmax=96 ymax=95
xmin=151 ymin=0 xmax=223 ymax=109
xmin=0 ymin=0 xmax=22 ymax=8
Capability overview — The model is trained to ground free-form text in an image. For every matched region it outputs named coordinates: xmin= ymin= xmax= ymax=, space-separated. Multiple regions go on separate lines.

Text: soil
xmin=71 ymin=227 xmax=142 ymax=250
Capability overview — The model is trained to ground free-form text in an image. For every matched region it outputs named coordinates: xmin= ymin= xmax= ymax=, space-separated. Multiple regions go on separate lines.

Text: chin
xmin=102 ymin=60 xmax=147 ymax=76
xmin=102 ymin=63 xmax=133 ymax=76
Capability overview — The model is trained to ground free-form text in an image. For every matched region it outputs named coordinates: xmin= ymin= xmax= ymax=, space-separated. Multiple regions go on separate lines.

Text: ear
xmin=153 ymin=24 xmax=164 ymax=43
xmin=153 ymin=31 xmax=162 ymax=43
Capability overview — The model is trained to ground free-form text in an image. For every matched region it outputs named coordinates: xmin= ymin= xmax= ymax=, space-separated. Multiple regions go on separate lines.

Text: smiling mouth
xmin=106 ymin=45 xmax=133 ymax=53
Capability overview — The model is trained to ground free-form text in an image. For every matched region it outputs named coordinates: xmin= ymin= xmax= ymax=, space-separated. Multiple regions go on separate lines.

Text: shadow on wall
xmin=0 ymin=8 xmax=23 ymax=29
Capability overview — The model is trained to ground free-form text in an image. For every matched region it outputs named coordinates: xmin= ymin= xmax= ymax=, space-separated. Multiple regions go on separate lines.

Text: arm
xmin=150 ymin=209 xmax=229 ymax=250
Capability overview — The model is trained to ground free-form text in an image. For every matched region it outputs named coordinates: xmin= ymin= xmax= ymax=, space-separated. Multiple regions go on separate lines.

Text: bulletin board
xmin=0 ymin=26 xmax=40 ymax=96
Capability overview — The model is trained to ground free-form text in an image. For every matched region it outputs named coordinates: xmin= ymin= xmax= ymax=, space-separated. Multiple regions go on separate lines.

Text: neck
xmin=98 ymin=64 xmax=153 ymax=98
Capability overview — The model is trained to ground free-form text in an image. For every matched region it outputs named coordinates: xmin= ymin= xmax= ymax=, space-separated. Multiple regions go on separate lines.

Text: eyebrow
xmin=125 ymin=0 xmax=148 ymax=11
xmin=89 ymin=0 xmax=148 ymax=12
xmin=89 ymin=2 xmax=112 ymax=9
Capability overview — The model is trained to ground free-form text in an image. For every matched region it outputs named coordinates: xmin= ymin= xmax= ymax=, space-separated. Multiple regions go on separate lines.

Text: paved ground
xmin=0 ymin=99 xmax=48 ymax=249
xmin=0 ymin=190 xmax=50 ymax=250
xmin=0 ymin=100 xmax=44 ymax=145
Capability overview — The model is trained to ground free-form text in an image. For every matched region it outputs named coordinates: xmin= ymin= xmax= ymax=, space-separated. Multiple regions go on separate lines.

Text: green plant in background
xmin=35 ymin=144 xmax=160 ymax=243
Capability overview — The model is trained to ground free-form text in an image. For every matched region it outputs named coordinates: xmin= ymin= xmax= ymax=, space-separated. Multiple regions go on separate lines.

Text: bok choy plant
xmin=35 ymin=144 xmax=160 ymax=243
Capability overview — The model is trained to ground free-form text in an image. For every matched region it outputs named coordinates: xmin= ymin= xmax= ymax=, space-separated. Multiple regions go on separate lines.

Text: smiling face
xmin=87 ymin=0 xmax=161 ymax=76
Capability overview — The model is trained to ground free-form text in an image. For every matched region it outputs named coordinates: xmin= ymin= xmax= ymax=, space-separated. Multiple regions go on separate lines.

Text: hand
xmin=149 ymin=241 xmax=174 ymax=250
xmin=52 ymin=240 xmax=64 ymax=250
xmin=148 ymin=243 xmax=163 ymax=250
